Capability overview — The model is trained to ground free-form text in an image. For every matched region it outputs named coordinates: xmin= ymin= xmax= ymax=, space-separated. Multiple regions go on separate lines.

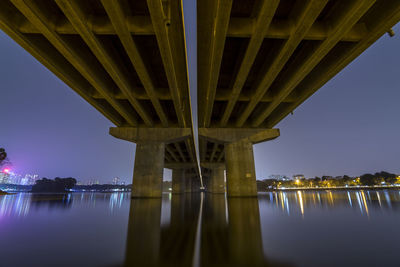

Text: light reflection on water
xmin=261 ymin=190 xmax=400 ymax=218
xmin=0 ymin=190 xmax=399 ymax=267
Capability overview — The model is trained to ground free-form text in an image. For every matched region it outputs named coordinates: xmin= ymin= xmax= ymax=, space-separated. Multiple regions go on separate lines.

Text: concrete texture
xmin=131 ymin=141 xmax=165 ymax=198
xmin=172 ymin=169 xmax=185 ymax=194
xmin=225 ymin=139 xmax=257 ymax=197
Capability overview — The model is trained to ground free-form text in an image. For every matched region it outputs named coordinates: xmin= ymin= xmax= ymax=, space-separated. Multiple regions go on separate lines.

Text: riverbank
xmin=0 ymin=190 xmax=9 ymax=195
xmin=264 ymin=185 xmax=400 ymax=192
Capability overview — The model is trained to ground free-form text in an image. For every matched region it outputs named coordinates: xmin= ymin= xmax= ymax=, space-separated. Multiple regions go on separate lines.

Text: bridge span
xmin=1 ymin=0 xmax=399 ymax=197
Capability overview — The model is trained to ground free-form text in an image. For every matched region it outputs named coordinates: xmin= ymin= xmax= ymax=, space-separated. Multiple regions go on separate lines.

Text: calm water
xmin=0 ymin=190 xmax=399 ymax=267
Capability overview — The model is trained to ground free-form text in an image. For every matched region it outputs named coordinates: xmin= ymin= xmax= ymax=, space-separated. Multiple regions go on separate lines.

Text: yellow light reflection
xmin=360 ymin=191 xmax=369 ymax=217
xmin=297 ymin=191 xmax=304 ymax=216
xmin=280 ymin=191 xmax=284 ymax=211
xmin=328 ymin=191 xmax=334 ymax=206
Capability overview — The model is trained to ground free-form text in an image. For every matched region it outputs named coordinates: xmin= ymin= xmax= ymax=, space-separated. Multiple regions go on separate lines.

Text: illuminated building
xmin=268 ymin=175 xmax=291 ymax=181
xmin=293 ymin=174 xmax=305 ymax=180
xmin=0 ymin=172 xmax=10 ymax=184
xmin=112 ymin=177 xmax=121 ymax=185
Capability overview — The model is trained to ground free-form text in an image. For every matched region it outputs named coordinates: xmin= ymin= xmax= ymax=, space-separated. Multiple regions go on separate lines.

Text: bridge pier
xmin=202 ymin=163 xmax=225 ymax=193
xmin=110 ymin=127 xmax=191 ymax=198
xmin=132 ymin=141 xmax=165 ymax=197
xmin=185 ymin=175 xmax=193 ymax=193
xmin=225 ymin=139 xmax=257 ymax=197
xmin=209 ymin=165 xmax=225 ymax=194
xmin=199 ymin=128 xmax=279 ymax=197
xmin=172 ymin=169 xmax=185 ymax=194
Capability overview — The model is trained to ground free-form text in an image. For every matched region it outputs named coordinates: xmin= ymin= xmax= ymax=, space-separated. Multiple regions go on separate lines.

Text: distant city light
xmin=2 ymin=168 xmax=10 ymax=173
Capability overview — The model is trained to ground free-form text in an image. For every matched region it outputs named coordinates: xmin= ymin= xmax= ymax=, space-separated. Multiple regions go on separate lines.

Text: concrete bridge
xmin=1 ymin=0 xmax=399 ymax=197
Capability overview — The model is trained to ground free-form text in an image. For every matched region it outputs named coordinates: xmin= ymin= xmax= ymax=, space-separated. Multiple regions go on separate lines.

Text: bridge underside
xmin=198 ymin=0 xmax=400 ymax=196
xmin=0 ymin=0 xmax=200 ymax=197
xmin=1 ymin=0 xmax=400 ymax=197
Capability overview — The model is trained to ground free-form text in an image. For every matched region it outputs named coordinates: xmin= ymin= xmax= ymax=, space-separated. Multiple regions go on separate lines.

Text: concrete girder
xmin=10 ymin=0 xmax=139 ymax=126
xmin=101 ymin=0 xmax=169 ymax=127
xmin=235 ymin=0 xmax=329 ymax=127
xmin=55 ymin=0 xmax=154 ymax=126
xmin=252 ymin=0 xmax=376 ymax=127
xmin=220 ymin=0 xmax=279 ymax=127
xmin=0 ymin=1 xmax=123 ymax=126
xmin=17 ymin=15 xmax=367 ymax=42
xmin=198 ymin=0 xmax=233 ymax=127
xmin=147 ymin=0 xmax=190 ymax=128
xmin=199 ymin=128 xmax=280 ymax=145
xmin=109 ymin=127 xmax=191 ymax=144
xmin=164 ymin=162 xmax=196 ymax=170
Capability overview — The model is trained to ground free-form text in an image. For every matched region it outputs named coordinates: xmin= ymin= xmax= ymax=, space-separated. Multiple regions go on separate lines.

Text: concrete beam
xmin=147 ymin=0 xmax=190 ymax=128
xmin=252 ymin=0 xmax=376 ymax=127
xmin=220 ymin=0 xmax=279 ymax=127
xmin=265 ymin=2 xmax=400 ymax=128
xmin=228 ymin=19 xmax=367 ymax=42
xmin=165 ymin=145 xmax=180 ymax=162
xmin=174 ymin=143 xmax=187 ymax=162
xmin=102 ymin=0 xmax=169 ymax=126
xmin=198 ymin=0 xmax=233 ymax=127
xmin=17 ymin=16 xmax=366 ymax=42
xmin=201 ymin=162 xmax=225 ymax=169
xmin=11 ymin=0 xmax=139 ymax=126
xmin=164 ymin=162 xmax=196 ymax=170
xmin=109 ymin=127 xmax=191 ymax=144
xmin=55 ymin=0 xmax=154 ymax=126
xmin=199 ymin=128 xmax=280 ymax=144
xmin=235 ymin=0 xmax=328 ymax=127
xmin=0 ymin=1 xmax=124 ymax=126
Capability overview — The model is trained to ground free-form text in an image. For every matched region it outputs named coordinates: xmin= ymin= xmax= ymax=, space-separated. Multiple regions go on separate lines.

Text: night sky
xmin=0 ymin=1 xmax=399 ymax=183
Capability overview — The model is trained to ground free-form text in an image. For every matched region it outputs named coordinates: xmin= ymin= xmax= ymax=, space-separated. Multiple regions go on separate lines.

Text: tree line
xmin=257 ymin=171 xmax=399 ymax=191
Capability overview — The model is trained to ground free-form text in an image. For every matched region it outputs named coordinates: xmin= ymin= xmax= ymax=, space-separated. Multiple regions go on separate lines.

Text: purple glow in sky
xmin=0 ymin=1 xmax=399 ymax=183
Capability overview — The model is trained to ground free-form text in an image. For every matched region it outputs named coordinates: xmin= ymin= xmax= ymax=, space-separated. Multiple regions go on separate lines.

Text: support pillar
xmin=184 ymin=172 xmax=192 ymax=193
xmin=225 ymin=139 xmax=256 ymax=197
xmin=109 ymin=127 xmax=192 ymax=198
xmin=210 ymin=166 xmax=225 ymax=194
xmin=191 ymin=177 xmax=201 ymax=193
xmin=199 ymin=128 xmax=280 ymax=197
xmin=172 ymin=169 xmax=185 ymax=194
xmin=132 ymin=141 xmax=165 ymax=197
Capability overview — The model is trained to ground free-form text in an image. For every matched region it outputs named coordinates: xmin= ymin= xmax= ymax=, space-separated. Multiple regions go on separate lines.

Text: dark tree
xmin=360 ymin=173 xmax=376 ymax=186
xmin=32 ymin=177 xmax=77 ymax=192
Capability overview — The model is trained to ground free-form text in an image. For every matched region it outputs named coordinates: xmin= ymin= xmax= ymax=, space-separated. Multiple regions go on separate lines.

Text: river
xmin=0 ymin=190 xmax=399 ymax=266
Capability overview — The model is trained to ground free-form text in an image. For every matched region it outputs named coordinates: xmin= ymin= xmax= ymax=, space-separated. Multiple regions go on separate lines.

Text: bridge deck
xmin=0 ymin=0 xmax=198 ymax=172
xmin=198 ymin=0 xmax=400 ymax=165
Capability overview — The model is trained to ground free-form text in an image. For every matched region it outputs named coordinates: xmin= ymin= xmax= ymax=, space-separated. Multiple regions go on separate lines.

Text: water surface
xmin=0 ymin=190 xmax=399 ymax=266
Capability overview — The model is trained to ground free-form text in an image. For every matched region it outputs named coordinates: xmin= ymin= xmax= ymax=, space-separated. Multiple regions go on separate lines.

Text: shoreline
xmin=263 ymin=186 xmax=400 ymax=192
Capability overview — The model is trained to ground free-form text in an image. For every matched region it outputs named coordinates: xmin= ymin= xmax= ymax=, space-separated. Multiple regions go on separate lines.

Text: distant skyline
xmin=0 ymin=1 xmax=399 ymax=183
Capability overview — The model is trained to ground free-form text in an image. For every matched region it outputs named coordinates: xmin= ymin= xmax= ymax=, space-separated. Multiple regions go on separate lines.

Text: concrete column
xmin=132 ymin=141 xmax=165 ymax=198
xmin=225 ymin=139 xmax=257 ymax=197
xmin=210 ymin=166 xmax=225 ymax=193
xmin=172 ymin=169 xmax=185 ymax=194
xmin=191 ymin=177 xmax=200 ymax=193
xmin=199 ymin=128 xmax=280 ymax=197
xmin=184 ymin=174 xmax=192 ymax=193
xmin=109 ymin=127 xmax=193 ymax=198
